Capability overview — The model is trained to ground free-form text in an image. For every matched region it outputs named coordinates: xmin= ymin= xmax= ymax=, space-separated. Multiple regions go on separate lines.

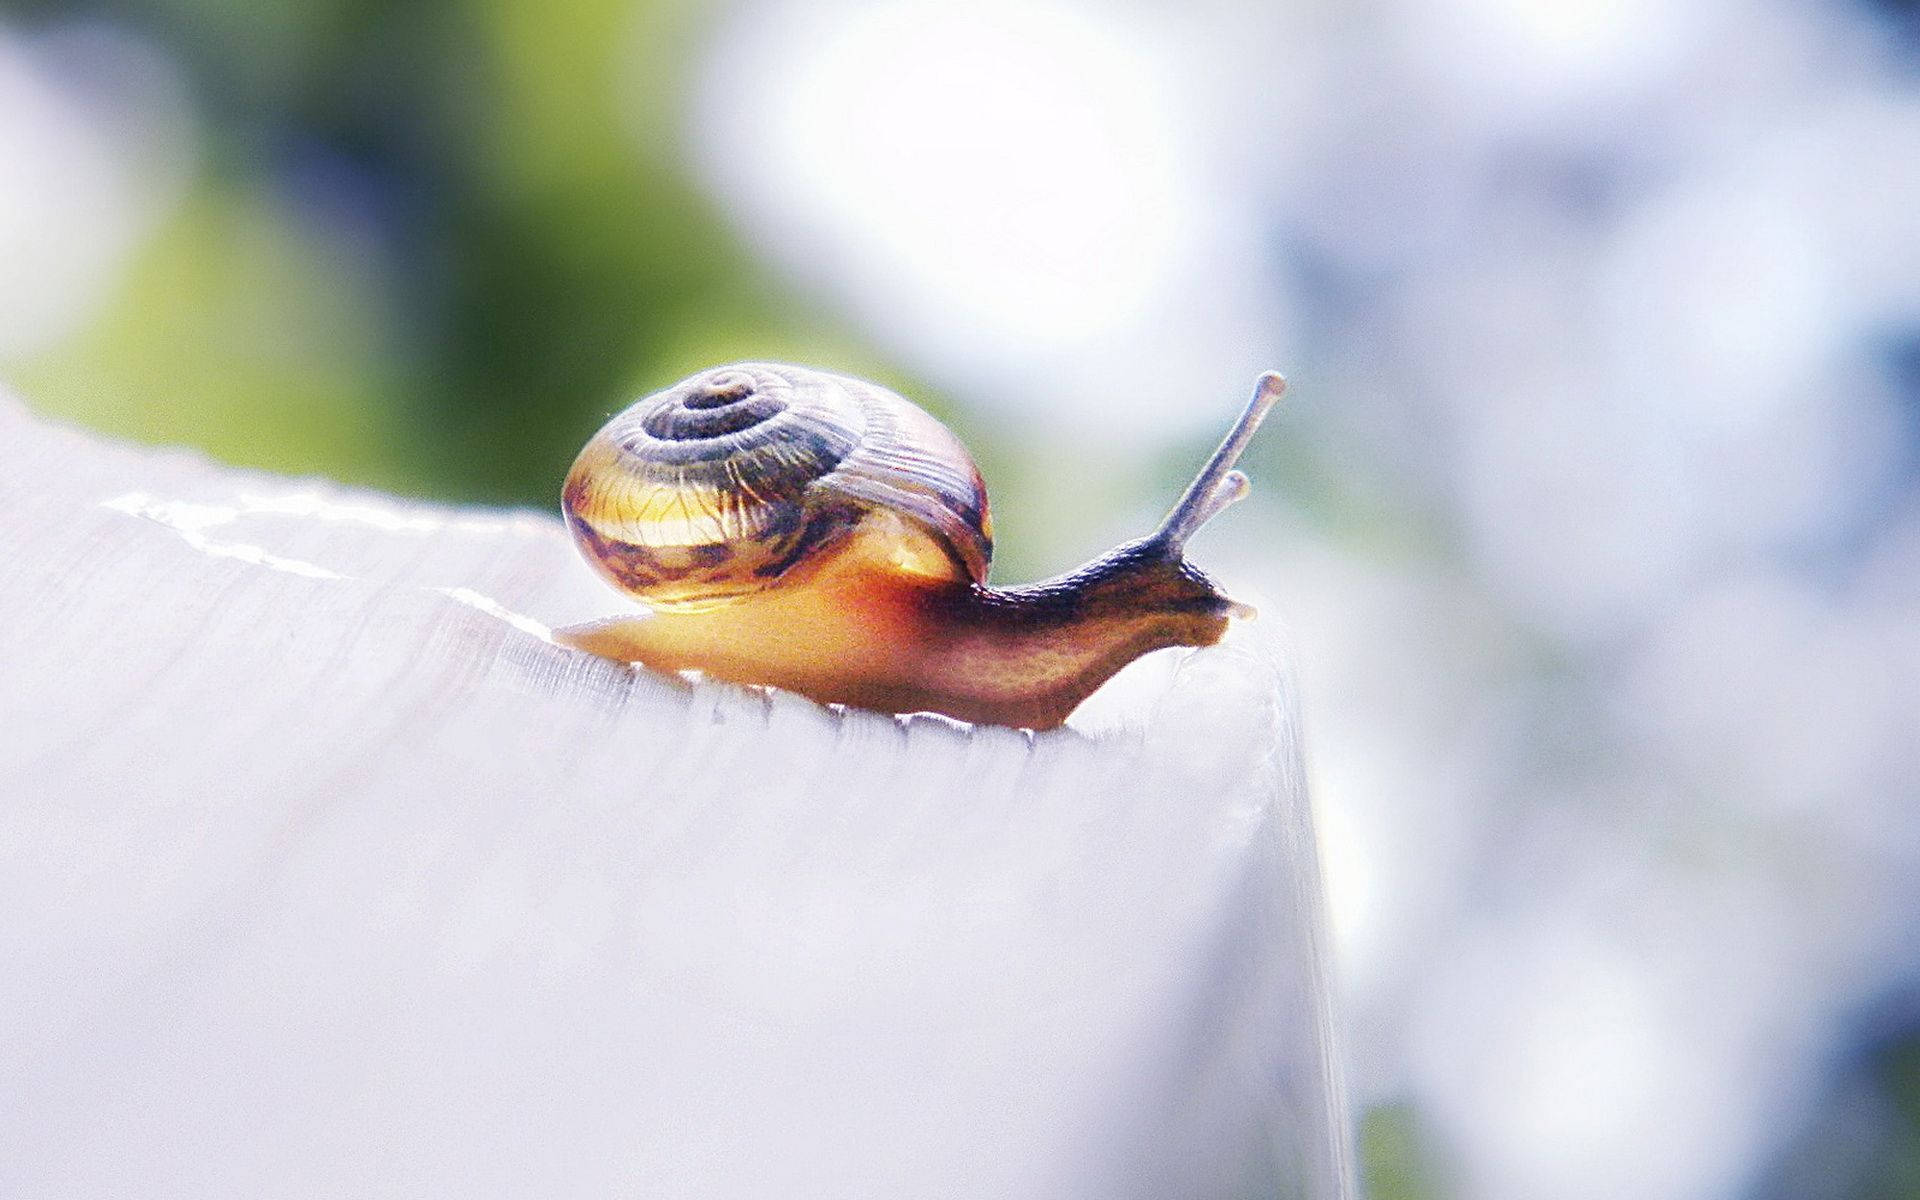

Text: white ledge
xmin=0 ymin=395 xmax=1353 ymax=1199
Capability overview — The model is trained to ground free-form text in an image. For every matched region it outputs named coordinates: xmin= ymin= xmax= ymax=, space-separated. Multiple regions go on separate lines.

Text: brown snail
xmin=557 ymin=363 xmax=1283 ymax=730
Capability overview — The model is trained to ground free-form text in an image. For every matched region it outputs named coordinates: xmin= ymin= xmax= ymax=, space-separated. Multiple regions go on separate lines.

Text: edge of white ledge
xmin=0 ymin=392 xmax=1354 ymax=1200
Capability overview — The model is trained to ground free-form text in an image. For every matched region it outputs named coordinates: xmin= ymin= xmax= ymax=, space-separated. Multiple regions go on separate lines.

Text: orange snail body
xmin=557 ymin=363 xmax=1284 ymax=729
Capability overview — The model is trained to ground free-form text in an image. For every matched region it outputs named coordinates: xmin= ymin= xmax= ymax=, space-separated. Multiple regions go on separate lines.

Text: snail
xmin=557 ymin=363 xmax=1283 ymax=730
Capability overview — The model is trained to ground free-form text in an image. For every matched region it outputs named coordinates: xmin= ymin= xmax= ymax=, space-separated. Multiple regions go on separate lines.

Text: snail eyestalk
xmin=1151 ymin=371 xmax=1286 ymax=554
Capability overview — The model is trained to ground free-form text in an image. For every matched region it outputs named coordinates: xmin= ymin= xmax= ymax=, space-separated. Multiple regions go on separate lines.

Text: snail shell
xmin=563 ymin=364 xmax=992 ymax=611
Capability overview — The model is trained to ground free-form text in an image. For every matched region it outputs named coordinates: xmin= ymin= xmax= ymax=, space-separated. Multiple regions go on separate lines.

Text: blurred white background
xmin=685 ymin=6 xmax=1920 ymax=1191
xmin=4 ymin=0 xmax=1917 ymax=1194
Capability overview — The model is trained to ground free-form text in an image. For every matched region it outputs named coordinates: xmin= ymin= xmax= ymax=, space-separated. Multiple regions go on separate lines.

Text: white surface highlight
xmin=0 ymin=396 xmax=1351 ymax=1200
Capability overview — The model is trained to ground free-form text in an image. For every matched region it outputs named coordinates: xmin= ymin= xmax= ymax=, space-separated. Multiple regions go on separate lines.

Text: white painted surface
xmin=0 ymin=396 xmax=1350 ymax=1199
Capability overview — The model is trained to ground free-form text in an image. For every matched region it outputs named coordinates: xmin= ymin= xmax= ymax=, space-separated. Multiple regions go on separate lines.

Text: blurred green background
xmin=7 ymin=0 xmax=1005 ymax=543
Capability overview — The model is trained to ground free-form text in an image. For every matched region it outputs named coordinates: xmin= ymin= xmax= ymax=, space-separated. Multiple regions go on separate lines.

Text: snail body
xmin=558 ymin=363 xmax=1283 ymax=730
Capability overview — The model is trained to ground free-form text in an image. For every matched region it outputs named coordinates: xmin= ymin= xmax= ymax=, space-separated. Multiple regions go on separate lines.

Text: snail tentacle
xmin=1150 ymin=371 xmax=1285 ymax=554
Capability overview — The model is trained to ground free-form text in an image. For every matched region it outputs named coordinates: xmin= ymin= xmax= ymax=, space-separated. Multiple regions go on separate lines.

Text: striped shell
xmin=563 ymin=364 xmax=992 ymax=610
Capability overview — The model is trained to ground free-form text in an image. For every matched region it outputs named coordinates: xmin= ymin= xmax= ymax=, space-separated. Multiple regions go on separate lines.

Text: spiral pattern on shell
xmin=563 ymin=364 xmax=992 ymax=610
